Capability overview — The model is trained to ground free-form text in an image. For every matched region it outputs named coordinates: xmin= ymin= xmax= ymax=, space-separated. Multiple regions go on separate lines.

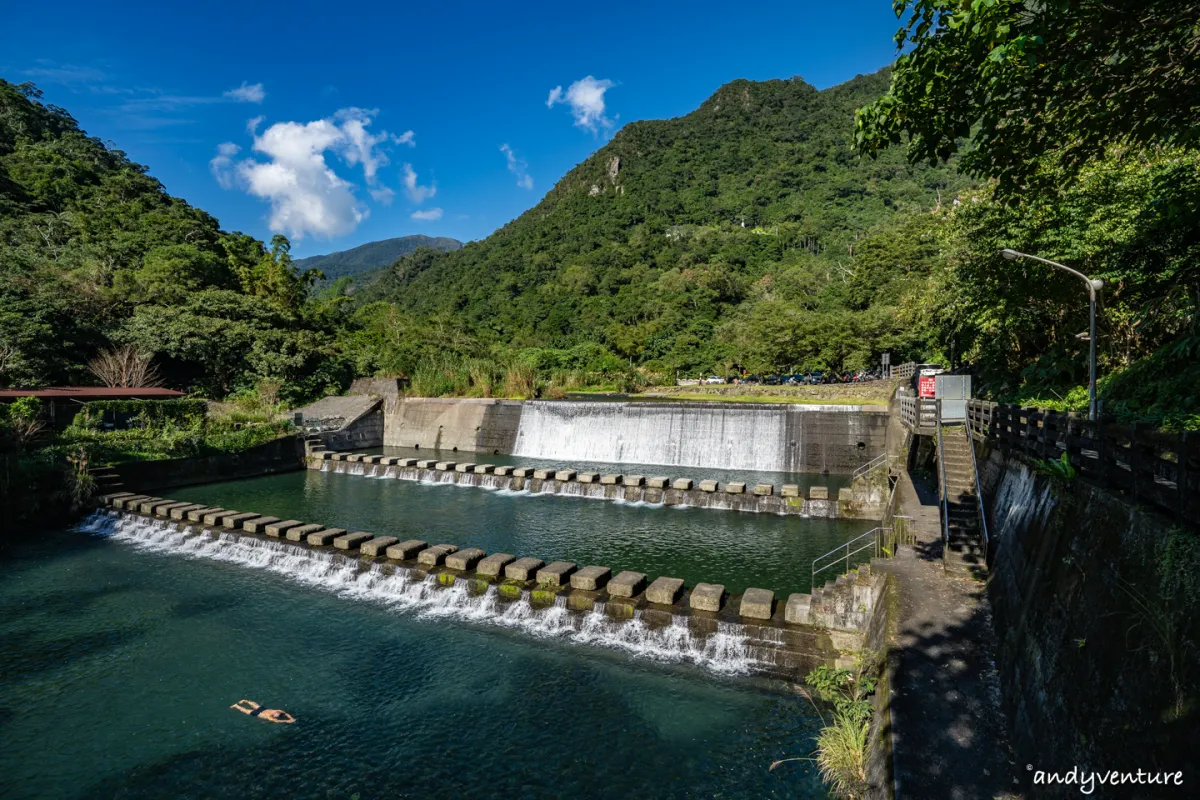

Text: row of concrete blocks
xmin=98 ymin=490 xmax=813 ymax=625
xmin=317 ymin=451 xmax=846 ymax=501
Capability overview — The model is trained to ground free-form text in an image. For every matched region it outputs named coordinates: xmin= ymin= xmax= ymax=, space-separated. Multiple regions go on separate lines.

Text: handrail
xmin=936 ymin=401 xmax=951 ymax=547
xmin=968 ymin=422 xmax=990 ymax=549
xmin=852 ymin=452 xmax=891 ymax=481
xmin=812 ymin=527 xmax=889 ymax=587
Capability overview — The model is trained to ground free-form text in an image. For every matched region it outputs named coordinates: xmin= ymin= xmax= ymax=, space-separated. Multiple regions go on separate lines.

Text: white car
xmin=704 ymin=376 xmax=725 ymax=384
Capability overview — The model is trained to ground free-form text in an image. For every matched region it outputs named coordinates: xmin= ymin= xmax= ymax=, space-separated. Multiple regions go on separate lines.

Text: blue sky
xmin=2 ymin=1 xmax=903 ymax=257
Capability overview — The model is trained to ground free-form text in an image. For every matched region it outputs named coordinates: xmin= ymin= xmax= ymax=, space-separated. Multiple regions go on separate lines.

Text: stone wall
xmin=114 ymin=435 xmax=305 ymax=493
xmin=979 ymin=444 xmax=1199 ymax=793
xmin=384 ymin=397 xmax=522 ymax=453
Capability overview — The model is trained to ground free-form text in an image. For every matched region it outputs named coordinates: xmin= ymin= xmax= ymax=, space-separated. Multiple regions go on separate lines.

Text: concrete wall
xmin=384 ymin=398 xmax=522 ymax=453
xmin=321 ymin=401 xmax=384 ymax=450
xmin=979 ymin=444 xmax=1199 ymax=793
xmin=115 ymin=435 xmax=305 ymax=493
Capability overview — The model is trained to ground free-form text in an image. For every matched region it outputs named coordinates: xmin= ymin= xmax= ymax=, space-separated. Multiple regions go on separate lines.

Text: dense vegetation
xmin=293 ymin=235 xmax=462 ymax=283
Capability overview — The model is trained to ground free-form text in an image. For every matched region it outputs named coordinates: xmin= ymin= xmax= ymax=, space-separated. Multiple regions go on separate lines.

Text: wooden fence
xmin=966 ymin=399 xmax=1199 ymax=525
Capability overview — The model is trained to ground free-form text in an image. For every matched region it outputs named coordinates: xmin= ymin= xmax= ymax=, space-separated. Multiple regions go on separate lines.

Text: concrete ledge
xmin=740 ymin=588 xmax=775 ymax=619
xmin=785 ymin=593 xmax=812 ymax=625
xmin=455 ymin=463 xmax=477 ymax=473
xmin=136 ymin=498 xmax=164 ymax=514
xmin=511 ymin=467 xmax=533 ymax=478
xmin=242 ymin=516 xmax=280 ymax=534
xmin=493 ymin=466 xmax=514 ymax=477
xmin=397 ymin=458 xmax=419 ymax=467
xmin=379 ymin=457 xmax=398 ymax=465
xmin=473 ymin=464 xmax=494 ymax=474
xmin=445 ymin=547 xmax=486 ymax=571
xmin=609 ymin=571 xmax=647 ymax=598
xmin=386 ymin=539 xmax=429 ymax=560
xmin=363 ymin=455 xmax=381 ymax=464
xmin=647 ymin=476 xmax=669 ymax=489
xmin=223 ymin=512 xmax=259 ymax=529
xmin=690 ymin=583 xmax=725 ymax=612
xmin=263 ymin=519 xmax=302 ymax=537
xmin=286 ymin=523 xmax=323 ymax=542
xmin=360 ymin=536 xmax=399 ymax=557
xmin=112 ymin=495 xmax=147 ymax=510
xmin=417 ymin=544 xmax=459 ymax=566
xmin=505 ymin=557 xmax=544 ymax=581
xmin=189 ymin=507 xmax=222 ymax=523
xmin=623 ymin=475 xmax=645 ymax=487
xmin=646 ymin=576 xmax=684 ymax=605
xmin=699 ymin=480 xmax=719 ymax=493
xmin=532 ymin=469 xmax=553 ymax=480
xmin=203 ymin=509 xmax=237 ymax=526
xmin=752 ymin=483 xmax=774 ymax=497
xmin=169 ymin=504 xmax=205 ymax=520
xmin=537 ymin=561 xmax=576 ymax=588
xmin=346 ymin=454 xmax=363 ymax=462
xmin=319 ymin=451 xmax=335 ymax=460
xmin=151 ymin=501 xmax=189 ymax=517
xmin=477 ymin=553 xmax=515 ymax=578
xmin=809 ymin=486 xmax=829 ymax=500
xmin=672 ymin=478 xmax=694 ymax=491
xmin=599 ymin=474 xmax=622 ymax=485
xmin=725 ymin=482 xmax=746 ymax=494
xmin=333 ymin=531 xmax=374 ymax=550
xmin=434 ymin=461 xmax=456 ymax=471
xmin=416 ymin=459 xmax=437 ymax=469
xmin=330 ymin=453 xmax=347 ymax=461
xmin=570 ymin=565 xmax=611 ymax=591
xmin=781 ymin=484 xmax=800 ymax=498
xmin=554 ymin=470 xmax=576 ymax=482
xmin=308 ymin=528 xmax=346 ymax=545
xmin=577 ymin=472 xmax=599 ymax=484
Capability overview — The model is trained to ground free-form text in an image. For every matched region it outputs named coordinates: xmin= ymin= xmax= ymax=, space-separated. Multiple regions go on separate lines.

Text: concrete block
xmin=725 ymin=482 xmax=746 ymax=494
xmin=647 ymin=476 xmax=669 ymax=489
xmin=570 ymin=565 xmax=611 ymax=591
xmin=346 ymin=454 xmax=364 ymax=462
xmin=319 ymin=451 xmax=334 ymax=460
xmin=385 ymin=539 xmax=429 ymax=560
xmin=202 ymin=509 xmax=233 ymax=526
xmin=223 ymin=512 xmax=258 ymax=529
xmin=101 ymin=491 xmax=134 ymax=504
xmin=599 ymin=474 xmax=622 ymax=485
xmin=455 ymin=463 xmax=477 ymax=473
xmin=169 ymin=504 xmax=205 ymax=520
xmin=504 ymin=557 xmax=545 ymax=581
xmin=397 ymin=458 xmax=419 ymax=467
xmin=110 ymin=494 xmax=144 ymax=509
xmin=378 ymin=457 xmax=398 ymax=465
xmin=153 ymin=501 xmax=190 ymax=517
xmin=511 ymin=467 xmax=533 ymax=478
xmin=473 ymin=464 xmax=494 ymax=474
xmin=839 ymin=487 xmax=854 ymax=501
xmin=418 ymin=544 xmax=460 ymax=566
xmin=739 ymin=588 xmax=775 ymax=619
xmin=445 ymin=547 xmax=486 ymax=570
xmin=781 ymin=484 xmax=800 ymax=498
xmin=646 ymin=576 xmax=684 ymax=605
xmin=416 ymin=459 xmax=437 ymax=469
xmin=263 ymin=519 xmax=302 ymax=537
xmin=690 ymin=583 xmax=726 ymax=612
xmin=785 ymin=593 xmax=812 ymax=625
xmin=536 ymin=561 xmax=577 ymax=588
xmin=554 ymin=470 xmax=577 ymax=482
xmin=241 ymin=516 xmax=280 ymax=534
xmin=809 ymin=486 xmax=829 ymax=500
xmin=752 ymin=483 xmax=774 ymax=497
xmin=330 ymin=453 xmax=347 ymax=461
xmin=188 ymin=507 xmax=221 ymax=522
xmin=532 ymin=469 xmax=554 ymax=480
xmin=286 ymin=524 xmax=323 ymax=542
xmin=577 ymin=472 xmax=599 ymax=484
xmin=698 ymin=480 xmax=719 ymax=493
xmin=623 ymin=475 xmax=645 ymax=487
xmin=360 ymin=536 xmax=400 ymax=557
xmin=434 ymin=461 xmax=456 ymax=471
xmin=672 ymin=478 xmax=694 ymax=491
xmin=307 ymin=528 xmax=346 ymax=546
xmin=493 ymin=466 xmax=514 ymax=477
xmin=608 ymin=571 xmax=647 ymax=598
xmin=136 ymin=498 xmax=164 ymax=514
xmin=474 ymin=553 xmax=514 ymax=578
xmin=333 ymin=531 xmax=374 ymax=550
xmin=363 ymin=455 xmax=381 ymax=464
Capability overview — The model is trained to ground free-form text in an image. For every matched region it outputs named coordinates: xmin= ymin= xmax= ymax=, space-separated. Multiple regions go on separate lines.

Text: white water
xmin=513 ymin=400 xmax=825 ymax=471
xmin=80 ymin=512 xmax=757 ymax=675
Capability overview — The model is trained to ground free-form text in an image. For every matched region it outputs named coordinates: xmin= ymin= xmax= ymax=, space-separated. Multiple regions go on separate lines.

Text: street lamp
xmin=1000 ymin=248 xmax=1104 ymax=421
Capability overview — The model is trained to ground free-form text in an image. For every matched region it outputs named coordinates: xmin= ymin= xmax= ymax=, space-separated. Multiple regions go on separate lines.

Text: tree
xmin=87 ymin=345 xmax=163 ymax=388
xmin=854 ymin=1 xmax=1200 ymax=195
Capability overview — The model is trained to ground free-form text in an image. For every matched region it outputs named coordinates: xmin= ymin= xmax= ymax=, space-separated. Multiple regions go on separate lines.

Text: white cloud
xmin=394 ymin=130 xmax=416 ymax=147
xmin=224 ymin=82 xmax=266 ymax=103
xmin=401 ymin=163 xmax=436 ymax=203
xmin=411 ymin=208 xmax=443 ymax=221
xmin=246 ymin=115 xmax=265 ymax=135
xmin=500 ymin=144 xmax=533 ymax=190
xmin=547 ymin=75 xmax=615 ymax=133
xmin=212 ymin=108 xmax=408 ymax=239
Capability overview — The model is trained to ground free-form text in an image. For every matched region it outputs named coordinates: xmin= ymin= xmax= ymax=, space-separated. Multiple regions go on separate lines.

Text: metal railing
xmin=936 ymin=401 xmax=951 ymax=547
xmin=812 ymin=527 xmax=889 ymax=587
xmin=967 ymin=420 xmax=990 ymax=549
xmin=852 ymin=451 xmax=892 ymax=482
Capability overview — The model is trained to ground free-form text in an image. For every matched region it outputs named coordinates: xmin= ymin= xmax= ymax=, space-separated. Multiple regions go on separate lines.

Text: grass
xmin=637 ymin=391 xmax=888 ymax=406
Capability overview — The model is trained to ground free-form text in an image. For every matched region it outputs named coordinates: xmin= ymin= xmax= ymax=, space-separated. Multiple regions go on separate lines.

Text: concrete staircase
xmin=936 ymin=424 xmax=987 ymax=578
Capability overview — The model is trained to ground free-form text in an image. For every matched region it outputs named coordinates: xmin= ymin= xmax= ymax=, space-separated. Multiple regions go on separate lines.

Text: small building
xmin=0 ymin=387 xmax=186 ymax=429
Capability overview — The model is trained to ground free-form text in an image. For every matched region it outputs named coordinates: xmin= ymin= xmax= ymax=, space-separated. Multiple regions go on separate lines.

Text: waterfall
xmin=512 ymin=401 xmax=798 ymax=471
xmin=79 ymin=512 xmax=756 ymax=674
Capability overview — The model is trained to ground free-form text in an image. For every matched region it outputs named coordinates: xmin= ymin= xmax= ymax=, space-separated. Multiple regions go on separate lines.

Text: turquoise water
xmin=0 ymin=527 xmax=830 ymax=799
xmin=170 ymin=469 xmax=873 ymax=595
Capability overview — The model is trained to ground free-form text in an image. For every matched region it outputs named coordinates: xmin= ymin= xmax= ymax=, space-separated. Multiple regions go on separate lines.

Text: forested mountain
xmin=364 ymin=69 xmax=969 ymax=373
xmin=295 ymin=235 xmax=462 ymax=282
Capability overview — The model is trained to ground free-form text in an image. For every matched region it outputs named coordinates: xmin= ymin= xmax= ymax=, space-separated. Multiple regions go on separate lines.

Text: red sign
xmin=918 ymin=376 xmax=937 ymax=398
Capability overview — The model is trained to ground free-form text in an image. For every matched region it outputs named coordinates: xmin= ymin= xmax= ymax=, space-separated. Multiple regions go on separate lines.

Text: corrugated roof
xmin=0 ymin=387 xmax=187 ymax=399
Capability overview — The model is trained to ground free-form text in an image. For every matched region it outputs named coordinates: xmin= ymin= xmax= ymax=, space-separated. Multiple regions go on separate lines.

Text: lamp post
xmin=1000 ymin=248 xmax=1103 ymax=421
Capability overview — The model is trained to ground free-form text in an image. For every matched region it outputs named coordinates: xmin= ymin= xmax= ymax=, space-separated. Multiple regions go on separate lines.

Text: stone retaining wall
xmin=113 ymin=436 xmax=305 ymax=493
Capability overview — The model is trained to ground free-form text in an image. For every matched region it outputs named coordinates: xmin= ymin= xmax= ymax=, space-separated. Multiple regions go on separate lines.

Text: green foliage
xmin=68 ymin=398 xmax=207 ymax=431
xmin=1033 ymin=452 xmax=1076 ymax=482
xmin=855 ymin=1 xmax=1200 ymax=196
xmin=815 ymin=711 xmax=870 ymax=799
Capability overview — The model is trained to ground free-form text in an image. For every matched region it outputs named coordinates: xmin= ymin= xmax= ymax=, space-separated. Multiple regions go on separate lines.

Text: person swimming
xmin=230 ymin=699 xmax=295 ymax=724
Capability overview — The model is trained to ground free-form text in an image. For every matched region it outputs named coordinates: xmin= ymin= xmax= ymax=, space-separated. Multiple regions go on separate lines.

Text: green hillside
xmin=365 ymin=69 xmax=969 ymax=373
xmin=295 ymin=235 xmax=462 ymax=282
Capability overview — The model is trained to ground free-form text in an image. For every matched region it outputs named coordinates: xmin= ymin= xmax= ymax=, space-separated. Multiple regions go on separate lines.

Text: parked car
xmin=704 ymin=375 xmax=725 ymax=384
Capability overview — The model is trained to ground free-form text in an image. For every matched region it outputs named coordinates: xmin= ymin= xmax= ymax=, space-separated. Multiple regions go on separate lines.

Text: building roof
xmin=0 ymin=387 xmax=187 ymax=400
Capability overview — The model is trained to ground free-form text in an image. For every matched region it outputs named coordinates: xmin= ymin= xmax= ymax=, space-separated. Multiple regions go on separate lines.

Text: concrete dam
xmin=381 ymin=398 xmax=889 ymax=474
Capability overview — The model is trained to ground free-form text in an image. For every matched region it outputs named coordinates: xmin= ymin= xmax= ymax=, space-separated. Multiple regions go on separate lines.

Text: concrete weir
xmin=94 ymin=495 xmax=888 ymax=679
xmin=311 ymin=451 xmax=884 ymax=519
